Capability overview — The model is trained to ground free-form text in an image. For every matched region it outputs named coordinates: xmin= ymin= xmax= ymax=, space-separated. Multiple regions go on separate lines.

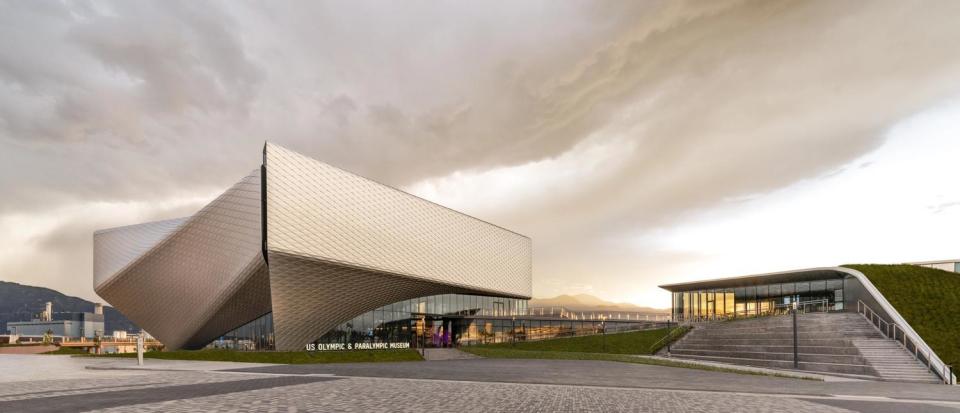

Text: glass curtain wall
xmin=211 ymin=294 xmax=668 ymax=351
xmin=209 ymin=312 xmax=275 ymax=350
xmin=316 ymin=293 xmax=528 ymax=348
xmin=672 ymin=278 xmax=844 ymax=322
xmin=454 ymin=318 xmax=656 ymax=346
xmin=210 ymin=294 xmax=529 ymax=351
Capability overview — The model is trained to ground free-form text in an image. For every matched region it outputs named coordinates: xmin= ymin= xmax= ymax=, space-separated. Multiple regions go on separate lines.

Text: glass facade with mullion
xmin=320 ymin=293 xmax=530 ymax=347
xmin=212 ymin=292 xmax=668 ymax=351
xmin=212 ymin=293 xmax=529 ymax=351
xmin=671 ymin=278 xmax=844 ymax=322
xmin=208 ymin=312 xmax=275 ymax=351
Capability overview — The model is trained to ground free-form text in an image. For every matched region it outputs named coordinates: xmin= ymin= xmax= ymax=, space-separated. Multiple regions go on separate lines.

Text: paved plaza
xmin=1 ymin=355 xmax=958 ymax=412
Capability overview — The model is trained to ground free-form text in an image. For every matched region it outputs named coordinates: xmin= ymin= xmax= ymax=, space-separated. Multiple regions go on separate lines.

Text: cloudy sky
xmin=2 ymin=1 xmax=960 ymax=308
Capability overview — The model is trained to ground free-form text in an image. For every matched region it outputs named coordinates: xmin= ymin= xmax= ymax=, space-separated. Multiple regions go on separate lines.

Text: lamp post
xmin=601 ymin=315 xmax=606 ymax=353
xmin=666 ymin=318 xmax=672 ymax=357
xmin=420 ymin=316 xmax=426 ymax=358
xmin=511 ymin=317 xmax=516 ymax=347
xmin=792 ymin=301 xmax=799 ymax=369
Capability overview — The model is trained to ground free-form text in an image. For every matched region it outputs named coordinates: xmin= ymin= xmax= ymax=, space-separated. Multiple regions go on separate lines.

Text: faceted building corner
xmin=94 ymin=142 xmax=533 ymax=351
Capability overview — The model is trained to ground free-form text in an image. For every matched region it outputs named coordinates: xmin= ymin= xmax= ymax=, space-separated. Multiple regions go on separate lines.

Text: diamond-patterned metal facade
xmin=93 ymin=217 xmax=187 ymax=288
xmin=94 ymin=143 xmax=532 ymax=351
xmin=94 ymin=170 xmax=267 ymax=350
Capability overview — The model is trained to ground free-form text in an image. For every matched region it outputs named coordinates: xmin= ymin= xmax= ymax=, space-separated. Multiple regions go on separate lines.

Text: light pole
xmin=601 ymin=315 xmax=606 ymax=353
xmin=511 ymin=317 xmax=516 ymax=347
xmin=420 ymin=316 xmax=426 ymax=358
xmin=792 ymin=301 xmax=799 ymax=368
xmin=666 ymin=318 xmax=672 ymax=357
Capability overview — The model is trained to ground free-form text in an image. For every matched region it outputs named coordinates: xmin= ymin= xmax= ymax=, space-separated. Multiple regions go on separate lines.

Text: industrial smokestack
xmin=44 ymin=302 xmax=52 ymax=321
xmin=94 ymin=303 xmax=103 ymax=315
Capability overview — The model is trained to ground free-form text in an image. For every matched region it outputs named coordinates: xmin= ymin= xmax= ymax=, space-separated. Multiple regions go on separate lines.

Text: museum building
xmin=93 ymin=143 xmax=537 ymax=351
xmin=660 ymin=266 xmax=956 ymax=384
xmin=94 ymin=143 xmax=662 ymax=352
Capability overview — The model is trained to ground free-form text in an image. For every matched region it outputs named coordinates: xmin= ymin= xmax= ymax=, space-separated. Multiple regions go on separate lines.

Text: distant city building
xmin=6 ymin=301 xmax=105 ymax=340
xmin=907 ymin=258 xmax=960 ymax=273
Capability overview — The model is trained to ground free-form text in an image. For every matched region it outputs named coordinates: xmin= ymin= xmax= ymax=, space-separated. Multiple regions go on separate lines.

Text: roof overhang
xmin=903 ymin=259 xmax=960 ymax=265
xmin=658 ymin=267 xmax=850 ymax=292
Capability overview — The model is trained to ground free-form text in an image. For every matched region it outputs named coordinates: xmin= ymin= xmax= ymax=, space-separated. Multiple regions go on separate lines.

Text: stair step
xmin=673 ymin=312 xmax=942 ymax=383
xmin=670 ymin=354 xmax=878 ymax=376
xmin=670 ymin=349 xmax=866 ymax=364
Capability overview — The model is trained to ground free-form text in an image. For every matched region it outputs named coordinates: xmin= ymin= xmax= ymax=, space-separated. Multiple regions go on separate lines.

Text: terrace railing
xmin=677 ymin=299 xmax=835 ymax=323
xmin=524 ymin=306 xmax=671 ymax=322
xmin=857 ymin=300 xmax=955 ymax=385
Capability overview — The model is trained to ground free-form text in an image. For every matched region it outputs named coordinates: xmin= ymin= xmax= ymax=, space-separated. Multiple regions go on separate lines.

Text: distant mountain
xmin=0 ymin=281 xmax=138 ymax=334
xmin=529 ymin=293 xmax=669 ymax=314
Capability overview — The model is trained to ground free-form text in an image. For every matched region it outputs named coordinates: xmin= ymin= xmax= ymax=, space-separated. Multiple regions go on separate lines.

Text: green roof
xmin=843 ymin=264 xmax=960 ymax=370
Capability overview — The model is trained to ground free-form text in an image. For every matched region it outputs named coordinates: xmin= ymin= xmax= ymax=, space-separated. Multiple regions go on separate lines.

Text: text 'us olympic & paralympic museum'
xmin=94 ymin=143 xmax=664 ymax=352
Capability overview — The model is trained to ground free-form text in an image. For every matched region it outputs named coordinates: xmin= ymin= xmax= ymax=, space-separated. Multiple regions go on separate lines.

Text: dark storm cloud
xmin=2 ymin=0 xmax=960 ymax=301
xmin=478 ymin=0 xmax=960 ymax=240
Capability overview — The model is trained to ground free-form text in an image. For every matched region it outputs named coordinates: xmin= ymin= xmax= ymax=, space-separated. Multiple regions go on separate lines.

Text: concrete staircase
xmin=669 ymin=312 xmax=941 ymax=383
xmin=853 ymin=338 xmax=941 ymax=383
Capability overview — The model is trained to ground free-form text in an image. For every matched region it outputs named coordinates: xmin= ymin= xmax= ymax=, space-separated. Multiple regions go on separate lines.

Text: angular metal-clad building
xmin=94 ymin=143 xmax=532 ymax=351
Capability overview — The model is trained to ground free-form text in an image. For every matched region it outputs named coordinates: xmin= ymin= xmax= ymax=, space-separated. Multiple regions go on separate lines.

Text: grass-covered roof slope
xmin=843 ymin=264 xmax=960 ymax=369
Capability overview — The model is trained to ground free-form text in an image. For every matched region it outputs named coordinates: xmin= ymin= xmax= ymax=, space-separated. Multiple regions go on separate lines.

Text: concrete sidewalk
xmin=0 ymin=355 xmax=150 ymax=382
xmin=81 ymin=357 xmax=279 ymax=372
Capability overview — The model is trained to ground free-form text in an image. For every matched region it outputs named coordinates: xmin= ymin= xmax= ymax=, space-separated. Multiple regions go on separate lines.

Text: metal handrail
xmin=648 ymin=325 xmax=690 ymax=354
xmin=857 ymin=300 xmax=955 ymax=385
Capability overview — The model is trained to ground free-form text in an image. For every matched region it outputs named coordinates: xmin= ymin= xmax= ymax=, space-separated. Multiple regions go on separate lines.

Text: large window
xmin=210 ymin=312 xmax=275 ymax=351
xmin=672 ymin=276 xmax=846 ymax=321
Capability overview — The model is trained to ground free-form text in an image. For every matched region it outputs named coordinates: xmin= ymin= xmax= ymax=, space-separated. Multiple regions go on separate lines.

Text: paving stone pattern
xmin=93 ymin=375 xmax=852 ymax=413
xmin=0 ymin=371 xmax=274 ymax=402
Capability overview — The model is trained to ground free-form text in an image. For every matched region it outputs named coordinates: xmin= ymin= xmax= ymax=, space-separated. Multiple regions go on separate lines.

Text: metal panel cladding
xmin=263 ymin=142 xmax=532 ymax=298
xmin=263 ymin=143 xmax=532 ymax=350
xmin=93 ymin=171 xmax=269 ymax=350
xmin=93 ymin=142 xmax=533 ymax=352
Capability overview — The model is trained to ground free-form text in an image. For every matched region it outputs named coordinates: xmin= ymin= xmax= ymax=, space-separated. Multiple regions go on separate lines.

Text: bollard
xmin=136 ymin=333 xmax=144 ymax=366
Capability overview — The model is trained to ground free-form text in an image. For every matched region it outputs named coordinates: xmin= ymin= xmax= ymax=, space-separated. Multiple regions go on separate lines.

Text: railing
xmin=857 ymin=300 xmax=955 ymax=385
xmin=60 ymin=336 xmax=163 ymax=349
xmin=459 ymin=320 xmax=669 ymax=346
xmin=774 ymin=299 xmax=830 ymax=314
xmin=677 ymin=299 xmax=835 ymax=323
xmin=524 ymin=307 xmax=671 ymax=322
xmin=648 ymin=325 xmax=691 ymax=355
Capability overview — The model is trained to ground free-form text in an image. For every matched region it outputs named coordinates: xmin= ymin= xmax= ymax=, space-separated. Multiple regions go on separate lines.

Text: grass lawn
xmin=461 ymin=328 xmax=816 ymax=380
xmin=844 ymin=264 xmax=960 ymax=369
xmin=476 ymin=328 xmax=680 ymax=355
xmin=43 ymin=346 xmax=91 ymax=355
xmin=80 ymin=349 xmax=423 ymax=364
